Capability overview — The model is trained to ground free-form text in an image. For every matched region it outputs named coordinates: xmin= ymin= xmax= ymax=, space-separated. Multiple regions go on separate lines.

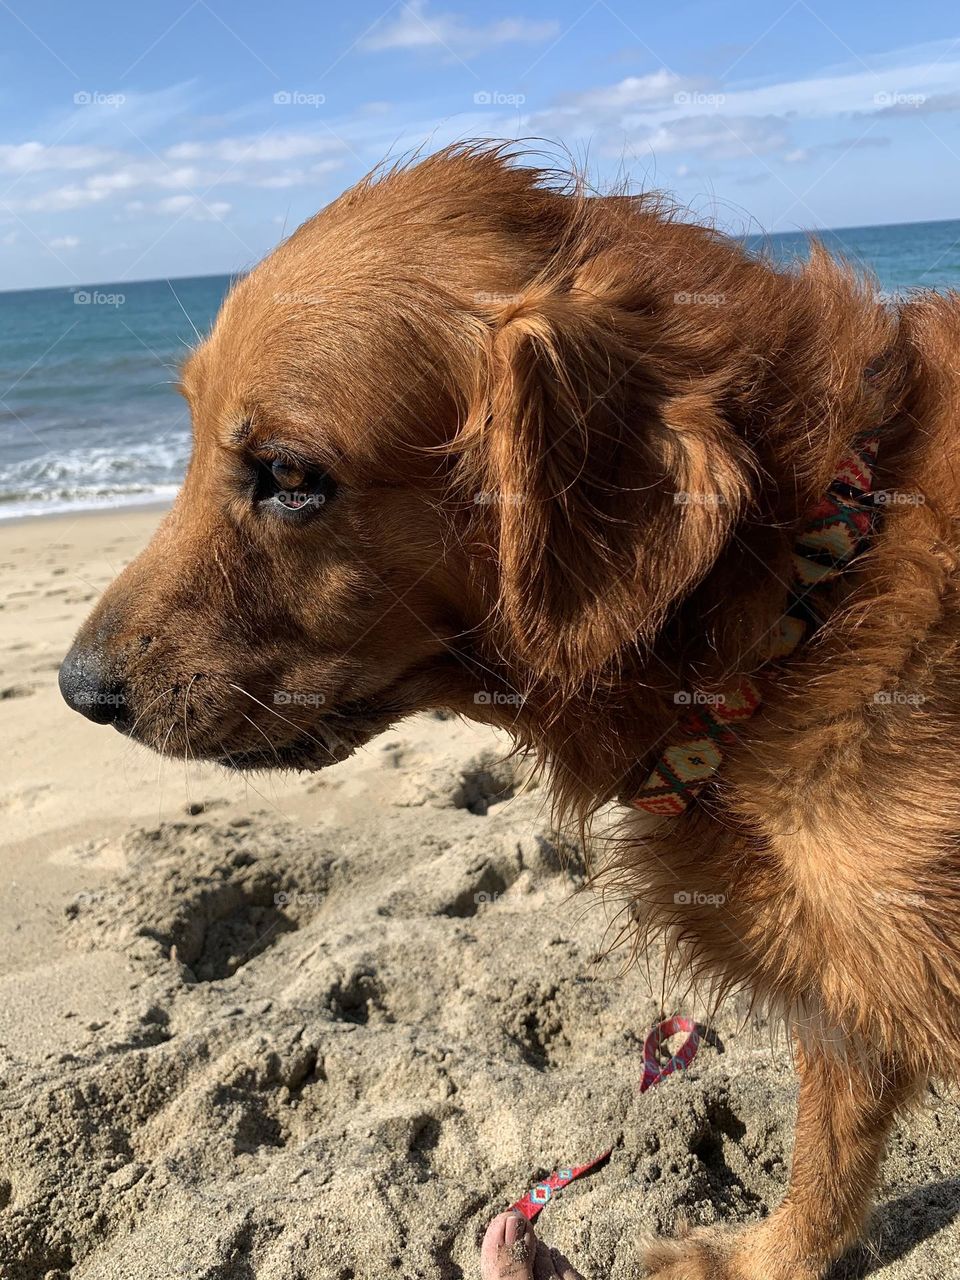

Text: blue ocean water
xmin=0 ymin=275 xmax=231 ymax=519
xmin=0 ymin=218 xmax=958 ymax=520
xmin=746 ymin=217 xmax=960 ymax=294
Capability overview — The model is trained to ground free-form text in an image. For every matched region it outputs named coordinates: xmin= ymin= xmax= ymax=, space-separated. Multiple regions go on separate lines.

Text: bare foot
xmin=480 ymin=1211 xmax=585 ymax=1280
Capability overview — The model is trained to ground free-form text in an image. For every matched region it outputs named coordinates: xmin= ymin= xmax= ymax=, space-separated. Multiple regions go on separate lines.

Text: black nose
xmin=58 ymin=644 xmax=130 ymax=727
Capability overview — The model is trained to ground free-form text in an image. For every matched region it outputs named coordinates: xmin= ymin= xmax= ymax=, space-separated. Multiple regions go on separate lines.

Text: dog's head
xmin=60 ymin=146 xmax=748 ymax=772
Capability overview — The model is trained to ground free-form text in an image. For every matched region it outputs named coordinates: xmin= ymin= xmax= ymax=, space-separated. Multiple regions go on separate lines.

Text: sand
xmin=1 ymin=506 xmax=958 ymax=1280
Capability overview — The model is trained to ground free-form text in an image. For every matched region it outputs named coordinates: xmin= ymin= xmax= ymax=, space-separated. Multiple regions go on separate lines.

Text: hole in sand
xmin=328 ymin=970 xmax=391 ymax=1025
xmin=451 ymin=753 xmax=521 ymax=815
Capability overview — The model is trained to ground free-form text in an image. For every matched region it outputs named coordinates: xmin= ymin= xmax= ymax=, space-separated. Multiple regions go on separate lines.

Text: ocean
xmin=1 ymin=217 xmax=959 ymax=520
xmin=0 ymin=274 xmax=230 ymax=520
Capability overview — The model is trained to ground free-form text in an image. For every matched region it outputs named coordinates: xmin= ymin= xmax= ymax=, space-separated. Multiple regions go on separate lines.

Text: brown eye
xmin=271 ymin=458 xmax=306 ymax=491
xmin=254 ymin=455 xmax=338 ymax=518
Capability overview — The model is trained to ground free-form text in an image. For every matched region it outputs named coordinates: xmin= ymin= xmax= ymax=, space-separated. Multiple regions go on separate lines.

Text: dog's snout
xmin=58 ymin=643 xmax=130 ymax=728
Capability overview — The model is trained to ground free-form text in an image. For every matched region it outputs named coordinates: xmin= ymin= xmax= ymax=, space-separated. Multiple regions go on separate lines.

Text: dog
xmin=59 ymin=143 xmax=960 ymax=1279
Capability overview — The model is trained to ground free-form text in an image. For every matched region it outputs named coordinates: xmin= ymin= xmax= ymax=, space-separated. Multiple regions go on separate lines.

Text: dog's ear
xmin=465 ymin=257 xmax=752 ymax=686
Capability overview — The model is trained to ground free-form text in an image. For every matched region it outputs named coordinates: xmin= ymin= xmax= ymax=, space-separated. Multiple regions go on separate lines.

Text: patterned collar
xmin=628 ymin=431 xmax=881 ymax=817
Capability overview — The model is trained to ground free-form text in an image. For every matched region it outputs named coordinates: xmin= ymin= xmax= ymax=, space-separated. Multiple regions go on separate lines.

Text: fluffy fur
xmin=63 ymin=144 xmax=960 ymax=1279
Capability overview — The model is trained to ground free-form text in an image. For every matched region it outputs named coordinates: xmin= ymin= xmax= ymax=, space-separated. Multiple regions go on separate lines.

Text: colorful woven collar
xmin=629 ymin=430 xmax=881 ymax=817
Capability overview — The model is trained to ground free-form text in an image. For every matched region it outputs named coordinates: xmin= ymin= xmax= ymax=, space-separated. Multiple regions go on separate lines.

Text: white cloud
xmin=784 ymin=136 xmax=891 ymax=163
xmin=49 ymin=235 xmax=79 ymax=249
xmin=872 ymin=90 xmax=960 ymax=117
xmin=156 ymin=194 xmax=201 ymax=214
xmin=154 ymin=165 xmax=205 ymax=189
xmin=153 ymin=195 xmax=232 ymax=220
xmin=24 ymin=184 xmax=111 ymax=211
xmin=6 ymin=132 xmax=348 ymax=215
xmin=533 ymin=39 xmax=960 ymax=167
xmin=251 ymin=159 xmax=344 ymax=189
xmin=712 ymin=56 xmax=960 ymax=121
xmin=15 ymin=161 xmax=180 ymax=211
xmin=20 ymin=168 xmax=145 ymax=211
xmin=64 ymin=83 xmax=202 ymax=141
xmin=561 ymin=70 xmax=710 ymax=112
xmin=361 ymin=0 xmax=558 ymax=55
xmin=165 ymin=133 xmax=346 ymax=164
xmin=0 ymin=143 xmax=116 ymax=174
xmin=641 ymin=114 xmax=791 ymax=160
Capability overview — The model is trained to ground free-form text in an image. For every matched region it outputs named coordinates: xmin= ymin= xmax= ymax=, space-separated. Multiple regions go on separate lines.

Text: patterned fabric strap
xmin=630 ymin=432 xmax=880 ymax=815
xmin=508 ymin=1150 xmax=614 ymax=1222
xmin=640 ymin=1013 xmax=702 ymax=1091
xmin=509 ymin=1017 xmax=701 ymax=1221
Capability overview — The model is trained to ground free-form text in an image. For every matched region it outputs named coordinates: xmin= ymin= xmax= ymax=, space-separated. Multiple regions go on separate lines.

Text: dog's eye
xmin=254 ymin=456 xmax=338 ymax=518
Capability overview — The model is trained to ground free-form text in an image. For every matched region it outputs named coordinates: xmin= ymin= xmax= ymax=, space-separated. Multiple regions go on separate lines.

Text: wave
xmin=0 ymin=486 xmax=180 ymax=521
xmin=0 ymin=432 xmax=190 ymax=520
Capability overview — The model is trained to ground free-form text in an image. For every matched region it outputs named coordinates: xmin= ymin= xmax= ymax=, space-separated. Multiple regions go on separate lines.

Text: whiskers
xmin=181 ymin=673 xmax=200 ymax=811
xmin=227 ymin=682 xmax=347 ymax=763
xmin=233 ymin=704 xmax=287 ymax=770
xmin=110 ymin=675 xmax=356 ymax=826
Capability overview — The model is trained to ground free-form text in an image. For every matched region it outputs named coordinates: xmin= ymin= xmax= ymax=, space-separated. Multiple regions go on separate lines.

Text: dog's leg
xmin=642 ymin=1038 xmax=920 ymax=1280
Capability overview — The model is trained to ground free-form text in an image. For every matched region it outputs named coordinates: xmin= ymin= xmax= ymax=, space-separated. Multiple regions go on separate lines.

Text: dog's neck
xmin=481 ymin=246 xmax=916 ymax=814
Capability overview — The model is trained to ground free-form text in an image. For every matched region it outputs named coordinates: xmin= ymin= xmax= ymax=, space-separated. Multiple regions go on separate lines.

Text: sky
xmin=0 ymin=1 xmax=958 ymax=290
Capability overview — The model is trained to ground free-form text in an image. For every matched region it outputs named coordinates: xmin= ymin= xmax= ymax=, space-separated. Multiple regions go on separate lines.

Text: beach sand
xmin=0 ymin=507 xmax=957 ymax=1280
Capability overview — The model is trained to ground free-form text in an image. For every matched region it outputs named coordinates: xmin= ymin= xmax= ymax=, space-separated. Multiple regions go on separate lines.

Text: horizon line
xmin=2 ymin=212 xmax=958 ymax=298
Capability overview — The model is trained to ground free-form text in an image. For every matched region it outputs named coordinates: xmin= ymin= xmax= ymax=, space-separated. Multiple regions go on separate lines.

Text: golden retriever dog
xmin=59 ymin=143 xmax=960 ymax=1279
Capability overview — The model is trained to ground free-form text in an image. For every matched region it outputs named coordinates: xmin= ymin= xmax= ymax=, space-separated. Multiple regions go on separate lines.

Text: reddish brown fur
xmin=65 ymin=144 xmax=960 ymax=1278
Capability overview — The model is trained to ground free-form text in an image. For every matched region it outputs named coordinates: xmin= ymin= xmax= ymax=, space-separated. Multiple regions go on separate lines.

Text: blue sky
xmin=0 ymin=0 xmax=958 ymax=289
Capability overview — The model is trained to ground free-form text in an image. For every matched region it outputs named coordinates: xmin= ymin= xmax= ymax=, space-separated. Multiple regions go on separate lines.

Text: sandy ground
xmin=1 ymin=506 xmax=958 ymax=1280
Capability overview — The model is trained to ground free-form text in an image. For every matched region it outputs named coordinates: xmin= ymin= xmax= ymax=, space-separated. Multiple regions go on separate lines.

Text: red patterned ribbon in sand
xmin=509 ymin=1016 xmax=702 ymax=1221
